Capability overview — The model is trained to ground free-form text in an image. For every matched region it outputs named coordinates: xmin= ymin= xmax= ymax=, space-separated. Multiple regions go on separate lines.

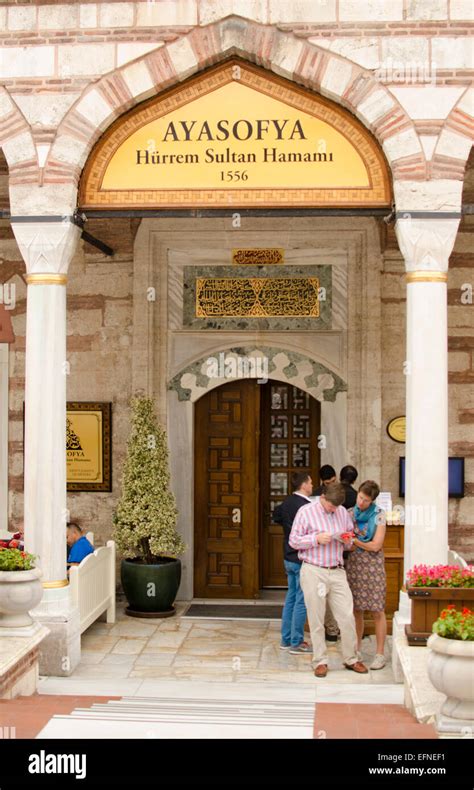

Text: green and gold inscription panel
xmin=183 ymin=265 xmax=331 ymax=330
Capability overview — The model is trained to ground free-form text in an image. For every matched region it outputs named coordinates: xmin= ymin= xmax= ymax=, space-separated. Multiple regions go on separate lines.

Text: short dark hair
xmin=291 ymin=471 xmax=311 ymax=491
xmin=340 ymin=465 xmax=358 ymax=485
xmin=358 ymin=480 xmax=380 ymax=502
xmin=319 ymin=464 xmax=336 ymax=482
xmin=322 ymin=482 xmax=345 ymax=507
xmin=67 ymin=522 xmax=82 ymax=534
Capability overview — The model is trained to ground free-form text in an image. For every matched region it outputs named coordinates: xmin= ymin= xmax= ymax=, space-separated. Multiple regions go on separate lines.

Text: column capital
xmin=395 ymin=215 xmax=460 ymax=274
xmin=11 ymin=220 xmax=81 ymax=276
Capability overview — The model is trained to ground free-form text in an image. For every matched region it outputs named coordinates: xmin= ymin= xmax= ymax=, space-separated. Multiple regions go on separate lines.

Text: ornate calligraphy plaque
xmin=79 ymin=60 xmax=391 ymax=209
xmin=183 ymin=264 xmax=331 ymax=330
xmin=232 ymin=249 xmax=284 ymax=265
xmin=196 ymin=277 xmax=320 ymax=318
xmin=66 ymin=402 xmax=112 ymax=491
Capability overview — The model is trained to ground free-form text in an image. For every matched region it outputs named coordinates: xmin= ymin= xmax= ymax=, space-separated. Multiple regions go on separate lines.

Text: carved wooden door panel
xmin=260 ymin=383 xmax=320 ymax=587
xmin=194 ymin=381 xmax=259 ymax=598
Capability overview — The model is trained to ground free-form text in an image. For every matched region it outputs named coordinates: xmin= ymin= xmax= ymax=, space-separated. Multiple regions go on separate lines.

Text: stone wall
xmin=2 ymin=201 xmax=139 ymax=547
xmin=0 ymin=4 xmax=471 ymax=203
xmin=63 ymin=218 xmax=138 ymax=544
xmin=379 ymin=152 xmax=474 ymax=562
xmin=380 ymin=220 xmax=406 ymax=513
xmin=447 ymin=149 xmax=474 ymax=562
xmin=1 ymin=141 xmax=473 ymax=561
xmin=0 ymin=2 xmax=472 ymax=565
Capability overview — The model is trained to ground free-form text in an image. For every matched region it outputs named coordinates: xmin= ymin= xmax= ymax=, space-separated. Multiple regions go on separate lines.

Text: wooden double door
xmin=194 ymin=380 xmax=320 ymax=598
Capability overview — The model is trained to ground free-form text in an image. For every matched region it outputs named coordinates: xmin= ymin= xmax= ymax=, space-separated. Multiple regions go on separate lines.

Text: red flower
xmin=447 ymin=604 xmax=456 ymax=610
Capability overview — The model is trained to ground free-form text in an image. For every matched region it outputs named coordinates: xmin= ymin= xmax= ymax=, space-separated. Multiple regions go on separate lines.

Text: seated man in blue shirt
xmin=67 ymin=523 xmax=94 ymax=568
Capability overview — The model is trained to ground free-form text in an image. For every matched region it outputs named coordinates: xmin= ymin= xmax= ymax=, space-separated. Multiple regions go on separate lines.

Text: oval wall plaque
xmin=387 ymin=416 xmax=406 ymax=443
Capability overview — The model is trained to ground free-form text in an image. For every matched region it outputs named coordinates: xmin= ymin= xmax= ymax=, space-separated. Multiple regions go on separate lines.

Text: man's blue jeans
xmin=281 ymin=560 xmax=307 ymax=647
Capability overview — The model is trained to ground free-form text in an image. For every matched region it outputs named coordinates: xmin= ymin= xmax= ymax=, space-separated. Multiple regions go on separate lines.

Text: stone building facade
xmin=0 ymin=1 xmax=472 ymax=669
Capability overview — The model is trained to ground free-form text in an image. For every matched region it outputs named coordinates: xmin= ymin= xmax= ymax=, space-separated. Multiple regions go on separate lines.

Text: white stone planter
xmin=0 ymin=568 xmax=43 ymax=628
xmin=427 ymin=633 xmax=474 ymax=720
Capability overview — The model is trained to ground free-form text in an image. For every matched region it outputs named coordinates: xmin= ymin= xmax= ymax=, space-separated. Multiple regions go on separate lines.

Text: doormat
xmin=183 ymin=604 xmax=283 ymax=620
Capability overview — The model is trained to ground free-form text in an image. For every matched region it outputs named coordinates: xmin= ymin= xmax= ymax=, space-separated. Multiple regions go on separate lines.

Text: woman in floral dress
xmin=346 ymin=480 xmax=387 ymax=670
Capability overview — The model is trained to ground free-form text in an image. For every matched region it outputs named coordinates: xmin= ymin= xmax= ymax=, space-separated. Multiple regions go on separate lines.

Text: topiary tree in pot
xmin=113 ymin=396 xmax=185 ymax=618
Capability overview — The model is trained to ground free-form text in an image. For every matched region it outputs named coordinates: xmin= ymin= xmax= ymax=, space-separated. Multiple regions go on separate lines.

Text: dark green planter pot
xmin=121 ymin=557 xmax=181 ymax=618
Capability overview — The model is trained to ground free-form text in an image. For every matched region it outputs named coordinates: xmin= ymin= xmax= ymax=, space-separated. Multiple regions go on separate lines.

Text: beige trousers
xmin=324 ymin=602 xmax=339 ymax=634
xmin=300 ymin=562 xmax=359 ymax=668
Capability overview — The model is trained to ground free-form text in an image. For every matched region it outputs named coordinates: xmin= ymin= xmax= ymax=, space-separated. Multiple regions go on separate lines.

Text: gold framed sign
xmin=66 ymin=402 xmax=112 ymax=491
xmin=195 ymin=277 xmax=320 ymax=318
xmin=79 ymin=60 xmax=392 ymax=210
xmin=387 ymin=416 xmax=406 ymax=444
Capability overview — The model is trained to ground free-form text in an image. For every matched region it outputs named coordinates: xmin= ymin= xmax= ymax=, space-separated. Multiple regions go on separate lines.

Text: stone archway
xmin=168 ymin=345 xmax=347 ymax=403
xmin=4 ymin=17 xmax=471 ymax=216
xmin=0 ymin=87 xmax=37 ymax=185
xmin=44 ymin=15 xmax=427 ymax=201
xmin=167 ymin=345 xmax=347 ymax=600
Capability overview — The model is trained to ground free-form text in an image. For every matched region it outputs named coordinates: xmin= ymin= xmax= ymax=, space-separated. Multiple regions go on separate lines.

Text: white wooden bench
xmin=69 ymin=537 xmax=116 ymax=634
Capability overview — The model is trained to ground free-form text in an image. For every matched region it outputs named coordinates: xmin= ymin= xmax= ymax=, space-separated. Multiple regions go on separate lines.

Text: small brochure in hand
xmin=332 ymin=531 xmax=352 ymax=543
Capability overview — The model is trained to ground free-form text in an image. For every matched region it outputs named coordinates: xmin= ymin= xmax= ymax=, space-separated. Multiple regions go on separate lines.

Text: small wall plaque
xmin=387 ymin=416 xmax=406 ymax=444
xmin=232 ymin=249 xmax=284 ymax=265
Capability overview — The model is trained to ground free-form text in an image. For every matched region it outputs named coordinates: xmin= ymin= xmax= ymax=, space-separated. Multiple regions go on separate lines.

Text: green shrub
xmin=0 ymin=548 xmax=37 ymax=571
xmin=113 ymin=397 xmax=185 ymax=563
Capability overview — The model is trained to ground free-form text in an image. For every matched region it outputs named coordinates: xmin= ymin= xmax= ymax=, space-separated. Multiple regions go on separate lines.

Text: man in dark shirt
xmin=313 ymin=464 xmax=337 ymax=496
xmin=340 ymin=465 xmax=358 ymax=509
xmin=273 ymin=472 xmax=313 ymax=654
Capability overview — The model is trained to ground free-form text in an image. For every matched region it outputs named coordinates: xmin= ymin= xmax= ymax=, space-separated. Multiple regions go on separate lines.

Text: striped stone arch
xmin=0 ymin=86 xmax=37 ymax=183
xmin=432 ymin=88 xmax=474 ymax=181
xmin=46 ymin=16 xmax=431 ymax=193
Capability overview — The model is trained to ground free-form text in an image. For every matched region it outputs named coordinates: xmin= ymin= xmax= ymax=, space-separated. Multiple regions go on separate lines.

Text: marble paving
xmin=35 ymin=602 xmax=408 ymax=739
xmin=38 ymin=601 xmax=398 ymax=694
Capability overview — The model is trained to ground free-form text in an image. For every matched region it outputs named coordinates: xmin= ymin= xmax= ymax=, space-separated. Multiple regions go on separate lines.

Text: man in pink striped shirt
xmin=289 ymin=482 xmax=368 ymax=677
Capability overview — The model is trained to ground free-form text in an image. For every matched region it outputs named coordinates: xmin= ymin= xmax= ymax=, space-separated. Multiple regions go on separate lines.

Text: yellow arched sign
xmin=80 ymin=60 xmax=391 ymax=209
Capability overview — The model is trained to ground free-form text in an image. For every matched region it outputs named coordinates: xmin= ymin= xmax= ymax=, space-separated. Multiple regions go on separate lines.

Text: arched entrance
xmin=194 ymin=379 xmax=320 ymax=598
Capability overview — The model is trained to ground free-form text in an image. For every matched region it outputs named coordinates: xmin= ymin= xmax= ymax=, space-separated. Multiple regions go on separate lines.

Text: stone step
xmin=36 ymin=686 xmax=409 ymax=739
xmin=37 ymin=695 xmax=315 ymax=738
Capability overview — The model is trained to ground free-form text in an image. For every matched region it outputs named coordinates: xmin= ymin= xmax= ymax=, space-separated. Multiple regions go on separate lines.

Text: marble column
xmin=390 ymin=215 xmax=460 ymax=683
xmin=11 ymin=220 xmax=82 ymax=675
xmin=395 ymin=216 xmax=460 ymax=581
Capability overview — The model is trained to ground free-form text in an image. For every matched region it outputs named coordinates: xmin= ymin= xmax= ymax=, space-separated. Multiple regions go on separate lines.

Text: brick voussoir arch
xmin=47 ymin=16 xmax=433 ymax=188
xmin=0 ymin=86 xmax=38 ymax=184
xmin=431 ymin=88 xmax=474 ymax=181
